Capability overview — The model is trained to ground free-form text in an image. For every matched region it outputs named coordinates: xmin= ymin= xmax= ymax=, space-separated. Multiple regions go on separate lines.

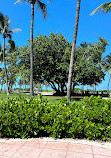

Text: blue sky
xmin=0 ymin=0 xmax=111 ymax=90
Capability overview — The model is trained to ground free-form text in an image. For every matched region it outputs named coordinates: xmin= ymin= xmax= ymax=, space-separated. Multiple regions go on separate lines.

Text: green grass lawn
xmin=0 ymin=92 xmax=29 ymax=99
xmin=0 ymin=92 xmax=82 ymax=104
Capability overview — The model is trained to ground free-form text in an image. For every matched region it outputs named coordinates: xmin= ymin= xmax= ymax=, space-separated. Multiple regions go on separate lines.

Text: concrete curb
xmin=0 ymin=137 xmax=111 ymax=149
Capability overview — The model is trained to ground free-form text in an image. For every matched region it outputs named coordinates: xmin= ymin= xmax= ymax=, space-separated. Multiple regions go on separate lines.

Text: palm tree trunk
xmin=67 ymin=0 xmax=81 ymax=102
xmin=107 ymin=73 xmax=111 ymax=94
xmin=3 ymin=37 xmax=9 ymax=95
xmin=30 ymin=3 xmax=34 ymax=97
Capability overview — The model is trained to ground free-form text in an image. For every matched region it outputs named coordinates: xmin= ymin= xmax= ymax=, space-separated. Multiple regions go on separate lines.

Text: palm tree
xmin=14 ymin=0 xmax=52 ymax=97
xmin=0 ymin=12 xmax=21 ymax=95
xmin=90 ymin=2 xmax=111 ymax=95
xmin=67 ymin=0 xmax=81 ymax=102
xmin=90 ymin=2 xmax=111 ymax=15
xmin=102 ymin=53 xmax=111 ymax=94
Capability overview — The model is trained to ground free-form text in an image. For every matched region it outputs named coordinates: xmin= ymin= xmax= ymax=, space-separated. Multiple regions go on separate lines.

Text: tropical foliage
xmin=90 ymin=2 xmax=111 ymax=15
xmin=0 ymin=95 xmax=111 ymax=140
xmin=18 ymin=33 xmax=107 ymax=94
xmin=0 ymin=12 xmax=21 ymax=95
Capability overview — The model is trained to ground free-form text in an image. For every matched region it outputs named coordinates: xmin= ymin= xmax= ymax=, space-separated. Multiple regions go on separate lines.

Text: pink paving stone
xmin=68 ymin=143 xmax=92 ymax=154
xmin=0 ymin=156 xmax=10 ymax=158
xmin=94 ymin=155 xmax=111 ymax=158
xmin=93 ymin=146 xmax=111 ymax=157
xmin=24 ymin=140 xmax=47 ymax=148
xmin=5 ymin=141 xmax=26 ymax=146
xmin=45 ymin=142 xmax=69 ymax=150
xmin=12 ymin=146 xmax=42 ymax=158
xmin=0 ymin=144 xmax=21 ymax=157
xmin=66 ymin=151 xmax=93 ymax=158
xmin=39 ymin=148 xmax=66 ymax=158
xmin=0 ymin=143 xmax=4 ymax=146
xmin=0 ymin=143 xmax=21 ymax=156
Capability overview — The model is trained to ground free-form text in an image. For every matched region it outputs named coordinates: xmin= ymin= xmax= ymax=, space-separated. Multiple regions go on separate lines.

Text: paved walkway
xmin=0 ymin=138 xmax=111 ymax=158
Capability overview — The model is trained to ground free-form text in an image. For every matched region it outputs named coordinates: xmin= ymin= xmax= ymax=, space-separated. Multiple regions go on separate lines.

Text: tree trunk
xmin=67 ymin=0 xmax=81 ymax=102
xmin=3 ymin=37 xmax=10 ymax=95
xmin=20 ymin=85 xmax=21 ymax=92
xmin=73 ymin=83 xmax=75 ymax=92
xmin=30 ymin=3 xmax=34 ymax=97
xmin=107 ymin=73 xmax=111 ymax=94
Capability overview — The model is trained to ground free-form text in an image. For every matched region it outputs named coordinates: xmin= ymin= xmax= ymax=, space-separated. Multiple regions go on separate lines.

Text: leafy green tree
xmin=18 ymin=33 xmax=107 ymax=94
xmin=19 ymin=33 xmax=71 ymax=94
xmin=90 ymin=2 xmax=111 ymax=15
xmin=102 ymin=53 xmax=111 ymax=94
xmin=0 ymin=39 xmax=19 ymax=92
xmin=18 ymin=45 xmax=30 ymax=87
xmin=0 ymin=12 xmax=21 ymax=95
xmin=6 ymin=41 xmax=21 ymax=92
xmin=67 ymin=0 xmax=81 ymax=102
xmin=73 ymin=37 xmax=108 ymax=88
xmin=17 ymin=79 xmax=23 ymax=92
xmin=44 ymin=81 xmax=49 ymax=92
xmin=14 ymin=0 xmax=52 ymax=97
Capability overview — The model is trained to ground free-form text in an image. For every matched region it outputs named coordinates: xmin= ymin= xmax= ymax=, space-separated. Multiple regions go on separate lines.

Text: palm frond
xmin=0 ymin=14 xmax=10 ymax=37
xmin=7 ymin=34 xmax=12 ymax=39
xmin=4 ymin=15 xmax=10 ymax=26
xmin=102 ymin=53 xmax=111 ymax=74
xmin=36 ymin=0 xmax=47 ymax=19
xmin=0 ymin=14 xmax=9 ymax=30
xmin=8 ymin=39 xmax=15 ymax=52
xmin=0 ymin=12 xmax=4 ymax=28
xmin=107 ymin=69 xmax=111 ymax=74
xmin=90 ymin=2 xmax=111 ymax=16
xmin=14 ymin=0 xmax=25 ymax=4
xmin=11 ymin=28 xmax=22 ymax=33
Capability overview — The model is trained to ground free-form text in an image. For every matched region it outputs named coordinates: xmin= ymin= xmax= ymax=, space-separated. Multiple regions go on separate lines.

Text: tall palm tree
xmin=90 ymin=2 xmax=111 ymax=95
xmin=0 ymin=12 xmax=21 ymax=95
xmin=67 ymin=0 xmax=81 ymax=102
xmin=102 ymin=53 xmax=111 ymax=94
xmin=14 ymin=0 xmax=52 ymax=97
xmin=90 ymin=2 xmax=111 ymax=15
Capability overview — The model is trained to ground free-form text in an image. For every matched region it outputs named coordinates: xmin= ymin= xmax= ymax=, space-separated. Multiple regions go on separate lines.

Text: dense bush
xmin=0 ymin=95 xmax=111 ymax=141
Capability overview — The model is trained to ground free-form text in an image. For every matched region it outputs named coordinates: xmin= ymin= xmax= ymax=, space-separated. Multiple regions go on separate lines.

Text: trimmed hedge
xmin=0 ymin=95 xmax=111 ymax=141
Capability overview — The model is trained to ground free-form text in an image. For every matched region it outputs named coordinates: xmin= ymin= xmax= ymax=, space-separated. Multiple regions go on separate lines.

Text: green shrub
xmin=0 ymin=95 xmax=111 ymax=141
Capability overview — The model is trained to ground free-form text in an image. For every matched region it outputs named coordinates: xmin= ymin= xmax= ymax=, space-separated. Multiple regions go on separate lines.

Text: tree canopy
xmin=18 ymin=33 xmax=108 ymax=94
xmin=73 ymin=37 xmax=108 ymax=86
